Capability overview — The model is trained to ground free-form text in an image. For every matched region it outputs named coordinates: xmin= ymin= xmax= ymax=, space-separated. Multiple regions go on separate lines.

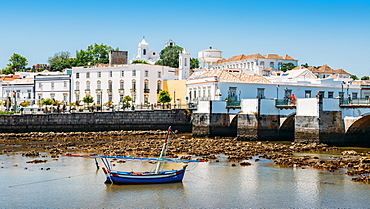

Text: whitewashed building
xmin=34 ymin=74 xmax=72 ymax=105
xmin=71 ymin=64 xmax=176 ymax=107
xmin=131 ymin=39 xmax=160 ymax=64
xmin=210 ymin=53 xmax=298 ymax=76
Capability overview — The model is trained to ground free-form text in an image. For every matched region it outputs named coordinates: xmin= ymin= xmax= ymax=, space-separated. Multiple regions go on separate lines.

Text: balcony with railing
xmin=144 ymin=89 xmax=150 ymax=93
xmin=340 ymin=98 xmax=370 ymax=106
xmin=85 ymin=89 xmax=90 ymax=94
xmin=96 ymin=89 xmax=102 ymax=93
xmin=118 ymin=89 xmax=124 ymax=94
xmin=130 ymin=89 xmax=136 ymax=93
xmin=107 ymin=89 xmax=113 ymax=94
xmin=226 ymin=100 xmax=241 ymax=107
xmin=74 ymin=90 xmax=80 ymax=94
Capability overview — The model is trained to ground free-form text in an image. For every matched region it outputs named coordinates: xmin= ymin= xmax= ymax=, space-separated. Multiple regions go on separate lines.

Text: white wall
xmin=296 ymin=98 xmax=319 ymax=116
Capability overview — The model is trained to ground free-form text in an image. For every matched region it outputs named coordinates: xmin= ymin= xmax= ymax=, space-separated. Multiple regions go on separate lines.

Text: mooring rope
xmin=8 ymin=173 xmax=94 ymax=188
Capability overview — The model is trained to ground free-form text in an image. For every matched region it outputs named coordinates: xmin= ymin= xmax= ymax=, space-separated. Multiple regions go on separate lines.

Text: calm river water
xmin=1 ymin=150 xmax=370 ymax=208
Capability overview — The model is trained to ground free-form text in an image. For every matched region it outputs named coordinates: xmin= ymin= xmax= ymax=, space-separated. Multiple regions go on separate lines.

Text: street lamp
xmin=173 ymin=89 xmax=176 ymax=108
xmin=341 ymin=81 xmax=345 ymax=104
xmin=346 ymin=84 xmax=349 ymax=98
xmin=276 ymin=85 xmax=280 ymax=100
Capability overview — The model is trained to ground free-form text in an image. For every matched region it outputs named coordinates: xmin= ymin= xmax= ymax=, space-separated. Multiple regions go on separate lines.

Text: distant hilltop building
xmin=131 ymin=39 xmax=160 ymax=64
xmin=165 ymin=39 xmax=176 ymax=47
xmin=210 ymin=53 xmax=298 ymax=76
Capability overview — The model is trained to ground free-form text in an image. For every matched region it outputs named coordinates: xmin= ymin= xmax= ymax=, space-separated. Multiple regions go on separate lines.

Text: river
xmin=0 ymin=149 xmax=369 ymax=208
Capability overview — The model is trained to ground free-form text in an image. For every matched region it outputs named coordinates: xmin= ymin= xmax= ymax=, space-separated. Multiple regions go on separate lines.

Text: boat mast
xmin=155 ymin=126 xmax=171 ymax=173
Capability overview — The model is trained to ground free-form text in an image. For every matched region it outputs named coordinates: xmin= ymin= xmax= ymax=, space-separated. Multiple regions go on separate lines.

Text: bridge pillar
xmin=295 ymin=98 xmax=345 ymax=145
xmin=192 ymin=101 xmax=237 ymax=137
xmin=237 ymin=99 xmax=280 ymax=140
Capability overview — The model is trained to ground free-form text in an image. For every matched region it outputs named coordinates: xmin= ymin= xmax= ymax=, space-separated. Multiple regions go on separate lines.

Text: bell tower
xmin=179 ymin=48 xmax=190 ymax=80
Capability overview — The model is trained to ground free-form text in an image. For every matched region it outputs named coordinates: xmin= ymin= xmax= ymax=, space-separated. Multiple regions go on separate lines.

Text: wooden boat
xmin=66 ymin=127 xmax=203 ymax=184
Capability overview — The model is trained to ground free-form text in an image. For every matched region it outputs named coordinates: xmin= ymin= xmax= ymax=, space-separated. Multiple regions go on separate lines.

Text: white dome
xmin=198 ymin=48 xmax=222 ymax=64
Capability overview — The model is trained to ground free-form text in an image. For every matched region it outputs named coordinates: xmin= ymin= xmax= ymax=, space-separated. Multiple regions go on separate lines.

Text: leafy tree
xmin=75 ymin=43 xmax=118 ymax=66
xmin=190 ymin=58 xmax=199 ymax=69
xmin=361 ymin=76 xmax=370 ymax=80
xmin=350 ymin=74 xmax=359 ymax=80
xmin=300 ymin=63 xmax=309 ymax=68
xmin=7 ymin=53 xmax=28 ymax=72
xmin=82 ymin=95 xmax=94 ymax=108
xmin=155 ymin=46 xmax=183 ymax=68
xmin=104 ymin=101 xmax=113 ymax=110
xmin=48 ymin=51 xmax=72 ymax=71
xmin=41 ymin=98 xmax=54 ymax=106
xmin=280 ymin=63 xmax=296 ymax=72
xmin=20 ymin=101 xmax=31 ymax=107
xmin=157 ymin=90 xmax=171 ymax=104
xmin=1 ymin=67 xmax=14 ymax=75
xmin=121 ymin=95 xmax=133 ymax=109
xmin=132 ymin=60 xmax=149 ymax=64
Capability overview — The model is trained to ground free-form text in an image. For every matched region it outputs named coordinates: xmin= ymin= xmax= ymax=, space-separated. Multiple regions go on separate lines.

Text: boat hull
xmin=103 ymin=167 xmax=186 ymax=185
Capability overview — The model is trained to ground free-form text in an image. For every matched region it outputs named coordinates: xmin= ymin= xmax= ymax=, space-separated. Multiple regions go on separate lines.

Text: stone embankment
xmin=1 ymin=131 xmax=369 ymax=183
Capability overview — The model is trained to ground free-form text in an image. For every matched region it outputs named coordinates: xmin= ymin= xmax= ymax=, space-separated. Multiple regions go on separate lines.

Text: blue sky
xmin=0 ymin=0 xmax=369 ymax=77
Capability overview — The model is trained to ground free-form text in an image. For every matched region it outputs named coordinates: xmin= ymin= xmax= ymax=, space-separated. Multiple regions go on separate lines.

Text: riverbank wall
xmin=0 ymin=109 xmax=191 ymax=133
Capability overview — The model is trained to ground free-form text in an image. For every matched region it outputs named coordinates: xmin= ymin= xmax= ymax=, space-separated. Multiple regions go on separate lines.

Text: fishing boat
xmin=66 ymin=127 xmax=203 ymax=184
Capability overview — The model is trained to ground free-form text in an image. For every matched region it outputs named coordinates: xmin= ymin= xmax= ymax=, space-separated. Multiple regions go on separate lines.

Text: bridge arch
xmin=278 ymin=113 xmax=295 ymax=141
xmin=344 ymin=114 xmax=370 ymax=147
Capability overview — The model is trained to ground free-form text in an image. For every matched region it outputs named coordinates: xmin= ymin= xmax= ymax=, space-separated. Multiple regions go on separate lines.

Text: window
xmin=63 ymin=95 xmax=67 ymax=102
xmin=16 ymin=90 xmax=20 ymax=98
xmin=98 ymin=72 xmax=101 ymax=78
xmin=50 ymin=93 xmax=55 ymax=100
xmin=28 ymin=92 xmax=31 ymax=99
xmin=121 ymin=71 xmax=124 ymax=77
xmin=120 ymin=80 xmax=124 ymax=89
xmin=145 ymin=70 xmax=149 ymax=77
xmin=51 ymin=82 xmax=54 ymax=90
xmin=305 ymin=90 xmax=311 ymax=98
xmin=328 ymin=91 xmax=334 ymax=98
xmin=353 ymin=93 xmax=358 ymax=99
xmin=278 ymin=62 xmax=282 ymax=70
xmin=185 ymin=58 xmax=187 ymax=66
xmin=76 ymin=95 xmax=79 ymax=102
xmin=260 ymin=61 xmax=264 ymax=68
xmin=86 ymin=81 xmax=90 ymax=90
xmin=97 ymin=81 xmax=101 ymax=89
xmin=39 ymin=83 xmax=42 ymax=89
xmin=120 ymin=94 xmax=124 ymax=102
xmin=64 ymin=81 xmax=67 ymax=89
xmin=143 ymin=49 xmax=146 ymax=55
xmin=97 ymin=95 xmax=101 ymax=105
xmin=109 ymin=71 xmax=113 ymax=77
xmin=86 ymin=72 xmax=90 ymax=78
xmin=76 ymin=73 xmax=79 ymax=78
xmin=144 ymin=79 xmax=149 ymax=90
xmin=132 ymin=80 xmax=136 ymax=90
xmin=269 ymin=62 xmax=274 ymax=68
xmin=158 ymin=71 xmax=161 ymax=78
xmin=108 ymin=95 xmax=112 ymax=102
xmin=108 ymin=80 xmax=112 ymax=90
xmin=132 ymin=70 xmax=136 ymax=77
xmin=76 ymin=82 xmax=80 ymax=90
xmin=157 ymin=80 xmax=162 ymax=92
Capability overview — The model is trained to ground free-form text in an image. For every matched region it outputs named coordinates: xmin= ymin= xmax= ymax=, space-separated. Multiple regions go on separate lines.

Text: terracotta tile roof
xmin=265 ymin=54 xmax=282 ymax=59
xmin=211 ymin=53 xmax=297 ymax=65
xmin=352 ymin=80 xmax=368 ymax=85
xmin=307 ymin=65 xmax=349 ymax=75
xmin=292 ymin=66 xmax=307 ymax=70
xmin=199 ymin=69 xmax=271 ymax=84
xmin=333 ymin=69 xmax=350 ymax=74
xmin=235 ymin=73 xmax=271 ymax=84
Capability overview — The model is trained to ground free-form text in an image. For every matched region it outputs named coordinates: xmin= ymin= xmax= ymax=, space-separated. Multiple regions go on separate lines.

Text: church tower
xmin=137 ymin=38 xmax=149 ymax=60
xmin=179 ymin=48 xmax=190 ymax=80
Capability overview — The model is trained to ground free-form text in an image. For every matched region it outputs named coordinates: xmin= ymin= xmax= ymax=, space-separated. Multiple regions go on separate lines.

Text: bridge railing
xmin=276 ymin=99 xmax=296 ymax=106
xmin=340 ymin=98 xmax=370 ymax=106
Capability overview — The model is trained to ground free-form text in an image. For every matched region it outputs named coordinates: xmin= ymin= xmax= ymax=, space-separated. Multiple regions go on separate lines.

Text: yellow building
xmin=163 ymin=80 xmax=187 ymax=108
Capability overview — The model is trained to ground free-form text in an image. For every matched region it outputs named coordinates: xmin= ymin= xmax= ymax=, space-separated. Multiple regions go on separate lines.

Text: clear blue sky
xmin=1 ymin=0 xmax=369 ymax=77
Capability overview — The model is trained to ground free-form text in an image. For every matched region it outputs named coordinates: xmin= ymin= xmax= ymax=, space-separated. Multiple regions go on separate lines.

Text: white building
xmin=1 ymin=77 xmax=34 ymax=111
xmin=211 ymin=53 xmax=298 ymax=76
xmin=131 ymin=39 xmax=160 ymax=64
xmin=186 ymin=69 xmax=363 ymax=105
xmin=34 ymin=74 xmax=72 ymax=105
xmin=71 ymin=64 xmax=176 ymax=108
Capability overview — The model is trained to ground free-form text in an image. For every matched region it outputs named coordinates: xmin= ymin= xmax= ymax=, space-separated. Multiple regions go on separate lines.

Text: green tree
xmin=132 ymin=60 xmax=149 ymax=64
xmin=155 ymin=46 xmax=183 ymax=68
xmin=280 ymin=63 xmax=296 ymax=72
xmin=351 ymin=74 xmax=359 ymax=80
xmin=75 ymin=43 xmax=118 ymax=66
xmin=121 ymin=95 xmax=133 ymax=109
xmin=48 ymin=51 xmax=72 ymax=71
xmin=82 ymin=95 xmax=94 ymax=109
xmin=1 ymin=67 xmax=14 ymax=75
xmin=190 ymin=58 xmax=199 ymax=69
xmin=41 ymin=98 xmax=54 ymax=112
xmin=20 ymin=101 xmax=31 ymax=107
xmin=7 ymin=53 xmax=28 ymax=72
xmin=300 ymin=63 xmax=309 ymax=68
xmin=157 ymin=90 xmax=171 ymax=105
xmin=361 ymin=76 xmax=370 ymax=80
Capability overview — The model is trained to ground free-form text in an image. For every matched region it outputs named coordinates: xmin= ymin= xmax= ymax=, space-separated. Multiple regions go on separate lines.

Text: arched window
xmin=270 ymin=62 xmax=274 ymax=68
xmin=86 ymin=81 xmax=90 ymax=90
xmin=108 ymin=80 xmax=112 ymax=90
xmin=144 ymin=79 xmax=149 ymax=90
xmin=157 ymin=80 xmax=162 ymax=92
xmin=260 ymin=61 xmax=265 ymax=67
xmin=97 ymin=80 xmax=101 ymax=90
xmin=143 ymin=49 xmax=146 ymax=55
xmin=120 ymin=80 xmax=124 ymax=89
xmin=76 ymin=81 xmax=80 ymax=90
xmin=247 ymin=62 xmax=250 ymax=69
xmin=184 ymin=58 xmax=187 ymax=66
